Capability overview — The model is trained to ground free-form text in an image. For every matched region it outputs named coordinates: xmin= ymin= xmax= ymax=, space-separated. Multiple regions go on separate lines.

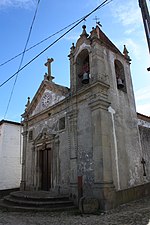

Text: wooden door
xmin=40 ymin=148 xmax=51 ymax=191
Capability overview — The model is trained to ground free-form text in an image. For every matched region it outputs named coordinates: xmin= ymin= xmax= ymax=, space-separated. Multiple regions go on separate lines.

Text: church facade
xmin=21 ymin=25 xmax=150 ymax=210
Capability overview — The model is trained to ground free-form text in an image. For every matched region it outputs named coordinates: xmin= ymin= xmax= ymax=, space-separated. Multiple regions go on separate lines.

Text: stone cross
xmin=141 ymin=157 xmax=146 ymax=176
xmin=44 ymin=58 xmax=54 ymax=81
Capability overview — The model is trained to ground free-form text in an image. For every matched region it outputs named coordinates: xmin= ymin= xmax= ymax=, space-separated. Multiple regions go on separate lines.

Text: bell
xmin=117 ymin=78 xmax=124 ymax=89
xmin=82 ymin=72 xmax=89 ymax=84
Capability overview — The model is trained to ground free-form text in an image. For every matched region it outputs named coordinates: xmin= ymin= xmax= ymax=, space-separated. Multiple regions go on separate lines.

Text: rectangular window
xmin=28 ymin=130 xmax=33 ymax=141
xmin=59 ymin=117 xmax=65 ymax=130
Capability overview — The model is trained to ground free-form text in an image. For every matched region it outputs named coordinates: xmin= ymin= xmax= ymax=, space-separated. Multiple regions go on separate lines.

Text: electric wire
xmin=0 ymin=0 xmax=112 ymax=68
xmin=0 ymin=16 xmax=86 ymax=68
xmin=4 ymin=0 xmax=41 ymax=119
xmin=0 ymin=0 xmax=112 ymax=89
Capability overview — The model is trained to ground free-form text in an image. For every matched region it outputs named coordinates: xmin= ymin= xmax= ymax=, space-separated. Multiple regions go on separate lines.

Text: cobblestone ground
xmin=0 ymin=197 xmax=150 ymax=225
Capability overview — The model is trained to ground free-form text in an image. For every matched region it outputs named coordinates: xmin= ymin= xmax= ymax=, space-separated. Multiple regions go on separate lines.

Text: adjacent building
xmin=0 ymin=120 xmax=22 ymax=190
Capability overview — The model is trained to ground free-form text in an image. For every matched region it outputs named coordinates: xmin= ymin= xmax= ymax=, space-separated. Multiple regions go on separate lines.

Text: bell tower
xmin=68 ymin=25 xmax=143 ymax=210
xmin=69 ymin=25 xmax=111 ymax=94
xmin=69 ymin=25 xmax=91 ymax=93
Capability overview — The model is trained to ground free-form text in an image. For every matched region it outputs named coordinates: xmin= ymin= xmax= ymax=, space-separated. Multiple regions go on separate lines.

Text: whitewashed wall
xmin=0 ymin=121 xmax=22 ymax=190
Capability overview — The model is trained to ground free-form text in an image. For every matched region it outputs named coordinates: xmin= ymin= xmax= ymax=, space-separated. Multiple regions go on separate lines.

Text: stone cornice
xmin=72 ymin=80 xmax=110 ymax=104
xmin=88 ymin=98 xmax=111 ymax=111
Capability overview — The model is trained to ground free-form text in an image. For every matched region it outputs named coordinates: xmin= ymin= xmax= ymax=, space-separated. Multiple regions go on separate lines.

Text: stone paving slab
xmin=0 ymin=197 xmax=150 ymax=225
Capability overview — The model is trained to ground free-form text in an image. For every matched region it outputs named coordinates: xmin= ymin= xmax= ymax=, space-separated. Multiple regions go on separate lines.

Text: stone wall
xmin=106 ymin=49 xmax=143 ymax=190
xmin=116 ymin=182 xmax=150 ymax=207
xmin=139 ymin=125 xmax=150 ymax=181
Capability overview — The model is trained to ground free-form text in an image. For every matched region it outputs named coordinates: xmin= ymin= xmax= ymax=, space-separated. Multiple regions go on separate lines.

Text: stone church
xmin=21 ymin=25 xmax=150 ymax=210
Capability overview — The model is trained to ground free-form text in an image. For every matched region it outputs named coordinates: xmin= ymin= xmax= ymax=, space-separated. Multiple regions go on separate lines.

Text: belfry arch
xmin=76 ymin=49 xmax=90 ymax=88
xmin=114 ymin=59 xmax=126 ymax=91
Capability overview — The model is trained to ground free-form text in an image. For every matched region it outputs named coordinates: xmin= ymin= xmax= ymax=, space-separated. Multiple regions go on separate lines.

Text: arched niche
xmin=114 ymin=59 xmax=126 ymax=92
xmin=76 ymin=49 xmax=90 ymax=89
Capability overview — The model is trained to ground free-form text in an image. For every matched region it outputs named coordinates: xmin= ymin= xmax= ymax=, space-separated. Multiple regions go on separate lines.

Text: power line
xmin=4 ymin=0 xmax=41 ymax=119
xmin=1 ymin=0 xmax=111 ymax=88
xmin=0 ymin=17 xmax=85 ymax=68
xmin=0 ymin=0 xmax=112 ymax=89
xmin=0 ymin=1 xmax=112 ymax=68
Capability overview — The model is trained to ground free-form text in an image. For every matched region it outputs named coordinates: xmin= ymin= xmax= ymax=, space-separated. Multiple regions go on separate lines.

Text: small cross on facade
xmin=141 ymin=157 xmax=146 ymax=176
xmin=44 ymin=58 xmax=54 ymax=81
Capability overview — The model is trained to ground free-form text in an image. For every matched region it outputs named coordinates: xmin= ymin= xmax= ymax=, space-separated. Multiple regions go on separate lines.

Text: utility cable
xmin=0 ymin=0 xmax=112 ymax=89
xmin=4 ymin=0 xmax=41 ymax=119
xmin=0 ymin=16 xmax=86 ymax=68
xmin=0 ymin=0 xmax=112 ymax=68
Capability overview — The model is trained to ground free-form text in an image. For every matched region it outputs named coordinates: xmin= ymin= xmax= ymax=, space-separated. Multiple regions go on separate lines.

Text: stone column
xmin=20 ymin=130 xmax=28 ymax=191
xmin=89 ymin=98 xmax=116 ymax=210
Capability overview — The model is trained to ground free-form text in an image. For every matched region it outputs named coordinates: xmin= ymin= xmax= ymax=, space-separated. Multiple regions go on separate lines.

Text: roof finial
xmin=70 ymin=43 xmax=75 ymax=52
xmin=25 ymin=97 xmax=30 ymax=112
xmin=80 ymin=25 xmax=89 ymax=38
xmin=123 ymin=45 xmax=131 ymax=62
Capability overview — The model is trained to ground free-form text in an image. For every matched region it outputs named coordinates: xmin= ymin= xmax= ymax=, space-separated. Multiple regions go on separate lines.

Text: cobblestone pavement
xmin=0 ymin=197 xmax=150 ymax=225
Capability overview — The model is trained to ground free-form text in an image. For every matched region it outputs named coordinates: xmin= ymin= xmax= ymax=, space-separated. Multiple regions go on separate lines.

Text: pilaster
xmin=54 ymin=135 xmax=60 ymax=191
xmin=67 ymin=109 xmax=78 ymax=201
xmin=20 ymin=130 xmax=28 ymax=191
xmin=89 ymin=98 xmax=116 ymax=210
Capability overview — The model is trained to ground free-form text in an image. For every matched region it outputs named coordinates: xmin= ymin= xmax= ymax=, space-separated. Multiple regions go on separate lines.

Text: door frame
xmin=39 ymin=147 xmax=52 ymax=191
xmin=33 ymin=129 xmax=56 ymax=191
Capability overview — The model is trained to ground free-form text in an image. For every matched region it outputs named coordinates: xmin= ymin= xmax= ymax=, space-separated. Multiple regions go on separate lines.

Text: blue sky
xmin=0 ymin=0 xmax=149 ymax=122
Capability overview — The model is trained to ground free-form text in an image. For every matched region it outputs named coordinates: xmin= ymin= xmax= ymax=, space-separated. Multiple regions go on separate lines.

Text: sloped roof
xmin=95 ymin=26 xmax=123 ymax=56
xmin=137 ymin=112 xmax=150 ymax=122
xmin=75 ymin=25 xmax=125 ymax=58
xmin=0 ymin=120 xmax=21 ymax=126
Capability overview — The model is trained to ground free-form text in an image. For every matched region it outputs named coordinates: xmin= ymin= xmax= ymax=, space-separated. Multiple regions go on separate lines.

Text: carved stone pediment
xmin=34 ymin=128 xmax=56 ymax=145
xmin=24 ymin=80 xmax=69 ymax=118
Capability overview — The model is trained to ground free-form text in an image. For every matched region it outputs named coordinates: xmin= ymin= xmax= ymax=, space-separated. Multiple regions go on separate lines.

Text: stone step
xmin=9 ymin=191 xmax=69 ymax=202
xmin=0 ymin=200 xmax=76 ymax=212
xmin=0 ymin=191 xmax=76 ymax=212
xmin=3 ymin=195 xmax=73 ymax=208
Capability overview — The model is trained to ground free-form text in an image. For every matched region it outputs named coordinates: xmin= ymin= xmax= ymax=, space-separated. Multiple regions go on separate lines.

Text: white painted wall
xmin=0 ymin=121 xmax=22 ymax=190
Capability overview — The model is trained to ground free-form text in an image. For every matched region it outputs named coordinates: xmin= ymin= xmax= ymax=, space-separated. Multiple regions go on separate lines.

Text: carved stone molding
xmin=22 ymin=131 xmax=28 ymax=137
xmin=89 ymin=99 xmax=110 ymax=111
xmin=67 ymin=109 xmax=78 ymax=121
